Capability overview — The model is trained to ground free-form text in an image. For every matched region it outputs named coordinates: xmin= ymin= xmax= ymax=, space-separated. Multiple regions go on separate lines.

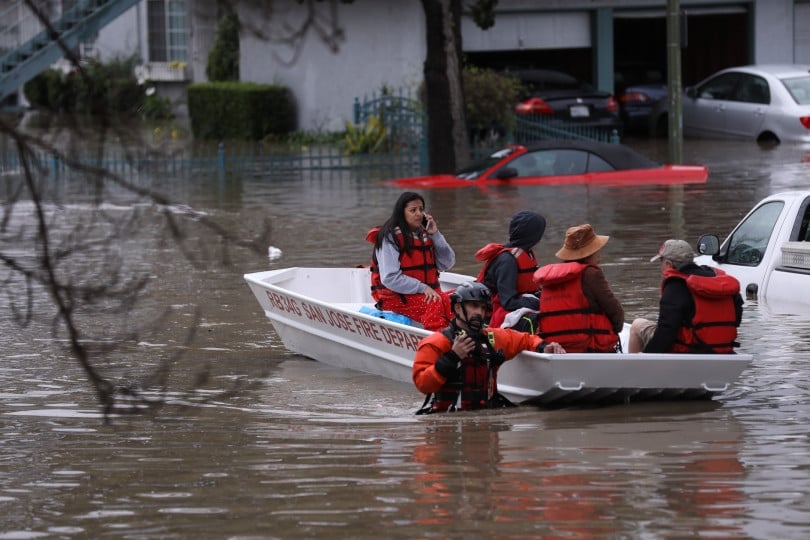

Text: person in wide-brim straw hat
xmin=533 ymin=224 xmax=625 ymax=353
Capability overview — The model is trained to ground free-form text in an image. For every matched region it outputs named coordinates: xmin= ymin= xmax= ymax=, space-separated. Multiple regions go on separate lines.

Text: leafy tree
xmin=463 ymin=66 xmax=521 ymax=144
xmin=206 ymin=10 xmax=240 ymax=81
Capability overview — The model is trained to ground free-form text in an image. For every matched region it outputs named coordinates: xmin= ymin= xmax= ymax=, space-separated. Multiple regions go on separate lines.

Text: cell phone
xmin=422 ymin=216 xmax=429 ymax=227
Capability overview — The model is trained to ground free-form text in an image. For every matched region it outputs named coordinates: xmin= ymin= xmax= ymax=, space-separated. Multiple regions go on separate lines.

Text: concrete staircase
xmin=0 ymin=0 xmax=141 ymax=100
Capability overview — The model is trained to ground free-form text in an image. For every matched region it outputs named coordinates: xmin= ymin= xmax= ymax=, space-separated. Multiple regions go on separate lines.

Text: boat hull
xmin=244 ymin=267 xmax=752 ymax=407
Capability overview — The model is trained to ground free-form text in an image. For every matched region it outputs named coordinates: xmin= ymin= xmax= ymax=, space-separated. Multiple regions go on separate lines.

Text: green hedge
xmin=23 ymin=57 xmax=143 ymax=115
xmin=187 ymin=82 xmax=296 ymax=140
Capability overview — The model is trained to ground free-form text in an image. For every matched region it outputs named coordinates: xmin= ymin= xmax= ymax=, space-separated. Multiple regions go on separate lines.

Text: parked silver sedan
xmin=653 ymin=64 xmax=810 ymax=144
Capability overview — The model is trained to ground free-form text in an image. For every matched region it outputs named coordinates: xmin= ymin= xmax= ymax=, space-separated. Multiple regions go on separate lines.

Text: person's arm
xmin=582 ymin=266 xmax=624 ymax=332
xmin=412 ymin=333 xmax=454 ymax=394
xmin=491 ymin=255 xmax=539 ymax=311
xmin=643 ymin=280 xmax=691 ymax=353
xmin=430 ymin=231 xmax=455 ymax=271
xmin=491 ymin=327 xmax=564 ymax=357
xmin=377 ymin=237 xmax=425 ymax=294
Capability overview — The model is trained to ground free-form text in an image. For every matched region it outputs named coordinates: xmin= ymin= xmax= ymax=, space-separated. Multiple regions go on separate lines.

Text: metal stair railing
xmin=0 ymin=0 xmax=141 ymax=101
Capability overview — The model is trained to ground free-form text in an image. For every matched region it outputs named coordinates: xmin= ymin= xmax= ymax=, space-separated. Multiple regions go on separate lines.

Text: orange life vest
xmin=533 ymin=262 xmax=618 ymax=352
xmin=428 ymin=327 xmax=510 ymax=412
xmin=475 ymin=243 xmax=538 ymax=327
xmin=367 ymin=226 xmax=440 ymax=304
xmin=663 ymin=267 xmax=740 ymax=353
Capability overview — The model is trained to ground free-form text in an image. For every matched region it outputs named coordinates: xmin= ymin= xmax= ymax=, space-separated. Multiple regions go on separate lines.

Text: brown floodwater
xmin=2 ymin=136 xmax=810 ymax=538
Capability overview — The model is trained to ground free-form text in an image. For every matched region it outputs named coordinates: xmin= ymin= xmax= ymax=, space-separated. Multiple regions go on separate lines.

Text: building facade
xmin=80 ymin=0 xmax=810 ymax=131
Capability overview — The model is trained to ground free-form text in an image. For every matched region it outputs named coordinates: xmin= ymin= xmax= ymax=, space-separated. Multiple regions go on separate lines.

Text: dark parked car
xmin=512 ymin=69 xmax=622 ymax=134
xmin=618 ymin=83 xmax=668 ymax=134
xmin=649 ymin=64 xmax=810 ymax=143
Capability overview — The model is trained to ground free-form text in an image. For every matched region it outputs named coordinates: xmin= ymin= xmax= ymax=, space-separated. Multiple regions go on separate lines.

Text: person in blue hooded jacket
xmin=475 ymin=211 xmax=547 ymax=330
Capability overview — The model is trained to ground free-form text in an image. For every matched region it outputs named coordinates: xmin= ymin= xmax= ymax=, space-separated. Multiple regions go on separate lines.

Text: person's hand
xmin=424 ymin=214 xmax=438 ymax=234
xmin=423 ymin=286 xmax=441 ymax=303
xmin=451 ymin=333 xmax=476 ymax=358
xmin=538 ymin=341 xmax=566 ymax=354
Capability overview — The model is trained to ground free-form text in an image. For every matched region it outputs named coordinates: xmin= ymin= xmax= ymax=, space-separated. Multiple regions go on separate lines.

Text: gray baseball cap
xmin=650 ymin=239 xmax=696 ymax=265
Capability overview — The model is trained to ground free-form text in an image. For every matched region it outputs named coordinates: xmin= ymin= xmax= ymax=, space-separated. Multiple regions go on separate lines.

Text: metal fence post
xmin=217 ymin=142 xmax=225 ymax=184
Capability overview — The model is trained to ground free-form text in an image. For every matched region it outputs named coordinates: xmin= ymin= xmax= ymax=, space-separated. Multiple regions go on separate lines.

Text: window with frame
xmin=725 ymin=201 xmax=784 ymax=266
xmin=698 ymin=72 xmax=743 ymax=101
xmin=148 ymin=0 xmax=188 ymax=62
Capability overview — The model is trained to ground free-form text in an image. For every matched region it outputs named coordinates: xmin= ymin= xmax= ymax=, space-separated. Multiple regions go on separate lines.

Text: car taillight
xmin=619 ymin=92 xmax=650 ymax=104
xmin=801 ymin=117 xmax=810 ymax=129
xmin=607 ymin=95 xmax=619 ymax=112
xmin=516 ymin=97 xmax=553 ymax=115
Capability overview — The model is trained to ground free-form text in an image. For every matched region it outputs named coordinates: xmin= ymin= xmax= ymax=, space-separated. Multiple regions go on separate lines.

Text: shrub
xmin=344 ymin=115 xmax=388 ymax=154
xmin=22 ymin=56 xmax=143 ymax=115
xmin=206 ymin=12 xmax=240 ymax=82
xmin=188 ymin=82 xmax=296 ymax=140
xmin=463 ymin=66 xmax=522 ymax=138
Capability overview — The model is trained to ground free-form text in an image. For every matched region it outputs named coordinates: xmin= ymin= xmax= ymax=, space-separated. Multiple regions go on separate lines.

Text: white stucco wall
xmin=239 ymin=0 xmax=425 ymax=132
xmin=92 ymin=4 xmax=144 ymax=62
xmin=797 ymin=3 xmax=810 ymax=63
xmin=753 ymin=0 xmax=795 ymax=63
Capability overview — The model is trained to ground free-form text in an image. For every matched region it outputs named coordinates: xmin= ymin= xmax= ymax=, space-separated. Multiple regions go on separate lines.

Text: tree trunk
xmin=420 ymin=0 xmax=469 ymax=174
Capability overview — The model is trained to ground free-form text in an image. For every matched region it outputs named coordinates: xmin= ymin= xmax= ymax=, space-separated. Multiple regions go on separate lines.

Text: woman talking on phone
xmin=366 ymin=192 xmax=455 ymax=331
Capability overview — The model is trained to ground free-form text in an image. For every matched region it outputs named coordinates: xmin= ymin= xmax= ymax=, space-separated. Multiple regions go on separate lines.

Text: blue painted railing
xmin=0 ymin=142 xmax=424 ymax=182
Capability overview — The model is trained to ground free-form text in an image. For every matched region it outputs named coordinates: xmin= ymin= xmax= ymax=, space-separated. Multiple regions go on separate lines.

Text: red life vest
xmin=663 ymin=267 xmax=740 ymax=353
xmin=475 ymin=243 xmax=538 ymax=327
xmin=429 ymin=327 xmax=510 ymax=412
xmin=533 ymin=262 xmax=618 ymax=352
xmin=367 ymin=226 xmax=440 ymax=304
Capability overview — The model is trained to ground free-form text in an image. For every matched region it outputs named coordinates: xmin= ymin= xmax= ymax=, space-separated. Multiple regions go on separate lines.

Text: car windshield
xmin=781 ymin=75 xmax=810 ymax=105
xmin=456 ymin=147 xmax=519 ymax=179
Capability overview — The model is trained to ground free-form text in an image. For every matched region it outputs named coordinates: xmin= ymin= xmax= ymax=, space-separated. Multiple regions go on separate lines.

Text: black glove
xmin=435 ymin=351 xmax=460 ymax=379
xmin=487 ymin=349 xmax=506 ymax=368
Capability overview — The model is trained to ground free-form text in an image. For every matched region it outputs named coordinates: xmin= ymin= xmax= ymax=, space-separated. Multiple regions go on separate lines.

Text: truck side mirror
xmin=697 ymin=234 xmax=720 ymax=256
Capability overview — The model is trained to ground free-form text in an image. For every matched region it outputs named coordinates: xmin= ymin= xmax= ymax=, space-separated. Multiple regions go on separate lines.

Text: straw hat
xmin=555 ymin=224 xmax=609 ymax=261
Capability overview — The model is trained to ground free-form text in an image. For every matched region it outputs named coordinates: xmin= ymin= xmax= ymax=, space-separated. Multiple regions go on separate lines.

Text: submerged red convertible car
xmin=389 ymin=140 xmax=708 ymax=188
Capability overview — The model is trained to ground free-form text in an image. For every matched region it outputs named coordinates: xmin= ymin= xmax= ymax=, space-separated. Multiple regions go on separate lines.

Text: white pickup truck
xmin=695 ymin=190 xmax=810 ymax=310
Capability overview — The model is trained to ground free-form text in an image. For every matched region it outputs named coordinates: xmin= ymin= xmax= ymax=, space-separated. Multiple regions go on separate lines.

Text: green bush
xmin=139 ymin=93 xmax=174 ymax=120
xmin=188 ymin=81 xmax=296 ymax=140
xmin=463 ymin=66 xmax=522 ymax=137
xmin=344 ymin=115 xmax=388 ymax=154
xmin=22 ymin=56 xmax=143 ymax=115
xmin=206 ymin=12 xmax=240 ymax=82
xmin=23 ymin=68 xmax=63 ymax=110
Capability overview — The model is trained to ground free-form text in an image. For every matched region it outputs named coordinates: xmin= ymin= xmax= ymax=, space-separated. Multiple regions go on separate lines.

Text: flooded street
xmin=2 ymin=137 xmax=810 ymax=539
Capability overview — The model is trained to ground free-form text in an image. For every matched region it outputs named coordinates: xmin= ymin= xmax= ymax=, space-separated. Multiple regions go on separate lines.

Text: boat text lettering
xmin=294 ymin=300 xmax=421 ymax=352
xmin=264 ymin=290 xmax=302 ymax=316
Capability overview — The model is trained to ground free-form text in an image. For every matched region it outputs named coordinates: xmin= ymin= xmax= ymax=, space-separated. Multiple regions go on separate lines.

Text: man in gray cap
xmin=628 ymin=239 xmax=744 ymax=354
xmin=475 ymin=211 xmax=546 ymax=330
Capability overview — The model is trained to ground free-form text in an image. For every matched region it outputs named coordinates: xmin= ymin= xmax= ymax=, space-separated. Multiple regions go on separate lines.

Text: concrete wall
xmin=93 ymin=3 xmax=144 ymax=62
xmin=239 ymin=0 xmax=425 ymax=132
xmin=797 ymin=2 xmax=810 ymax=63
xmin=753 ymin=0 xmax=795 ymax=63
